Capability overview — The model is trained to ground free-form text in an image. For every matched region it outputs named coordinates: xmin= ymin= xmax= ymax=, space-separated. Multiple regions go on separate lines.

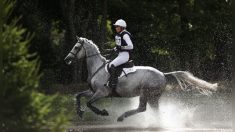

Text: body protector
xmin=115 ymin=30 xmax=133 ymax=52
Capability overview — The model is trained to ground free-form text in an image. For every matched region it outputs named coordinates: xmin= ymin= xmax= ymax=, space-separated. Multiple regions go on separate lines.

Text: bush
xmin=0 ymin=0 xmax=71 ymax=131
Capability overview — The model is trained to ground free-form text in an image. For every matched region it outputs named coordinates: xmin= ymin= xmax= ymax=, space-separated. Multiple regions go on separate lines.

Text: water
xmin=68 ymin=91 xmax=232 ymax=132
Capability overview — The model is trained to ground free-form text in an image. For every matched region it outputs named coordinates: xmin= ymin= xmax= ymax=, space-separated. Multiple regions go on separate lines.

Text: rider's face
xmin=115 ymin=26 xmax=122 ymax=33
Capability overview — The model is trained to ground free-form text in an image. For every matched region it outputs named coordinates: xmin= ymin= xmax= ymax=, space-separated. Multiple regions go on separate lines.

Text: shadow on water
xmin=68 ymin=91 xmax=232 ymax=132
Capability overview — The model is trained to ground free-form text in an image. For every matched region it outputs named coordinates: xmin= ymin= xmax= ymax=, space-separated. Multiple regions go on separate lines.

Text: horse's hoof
xmin=117 ymin=116 xmax=124 ymax=122
xmin=77 ymin=110 xmax=84 ymax=118
xmin=101 ymin=109 xmax=109 ymax=116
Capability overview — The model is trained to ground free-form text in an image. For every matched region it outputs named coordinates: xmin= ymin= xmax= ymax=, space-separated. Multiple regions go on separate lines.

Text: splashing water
xmin=121 ymin=96 xmax=197 ymax=129
xmin=158 ymin=101 xmax=196 ymax=128
xmin=73 ymin=92 xmax=231 ymax=132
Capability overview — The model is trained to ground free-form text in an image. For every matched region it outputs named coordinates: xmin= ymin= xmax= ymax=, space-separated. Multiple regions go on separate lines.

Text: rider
xmin=108 ymin=19 xmax=134 ymax=91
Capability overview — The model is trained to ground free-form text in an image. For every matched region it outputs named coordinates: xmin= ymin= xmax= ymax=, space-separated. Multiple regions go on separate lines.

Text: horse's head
xmin=64 ymin=36 xmax=86 ymax=65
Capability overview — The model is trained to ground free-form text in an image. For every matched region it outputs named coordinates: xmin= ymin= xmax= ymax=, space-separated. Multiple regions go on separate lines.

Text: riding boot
xmin=108 ymin=65 xmax=118 ymax=93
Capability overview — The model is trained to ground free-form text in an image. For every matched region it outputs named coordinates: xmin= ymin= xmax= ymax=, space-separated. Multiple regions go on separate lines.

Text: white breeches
xmin=110 ymin=51 xmax=129 ymax=67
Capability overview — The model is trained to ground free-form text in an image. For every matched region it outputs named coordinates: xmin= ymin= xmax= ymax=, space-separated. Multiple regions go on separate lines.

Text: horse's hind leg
xmin=148 ymin=92 xmax=162 ymax=110
xmin=87 ymin=90 xmax=109 ymax=116
xmin=76 ymin=90 xmax=93 ymax=118
xmin=117 ymin=95 xmax=147 ymax=122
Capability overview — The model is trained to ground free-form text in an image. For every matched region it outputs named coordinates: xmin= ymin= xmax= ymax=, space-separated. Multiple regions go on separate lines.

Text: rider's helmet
xmin=113 ymin=19 xmax=127 ymax=28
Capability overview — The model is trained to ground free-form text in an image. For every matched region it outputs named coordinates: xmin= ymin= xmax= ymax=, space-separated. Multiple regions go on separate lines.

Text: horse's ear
xmin=76 ymin=36 xmax=84 ymax=44
xmin=76 ymin=36 xmax=80 ymax=41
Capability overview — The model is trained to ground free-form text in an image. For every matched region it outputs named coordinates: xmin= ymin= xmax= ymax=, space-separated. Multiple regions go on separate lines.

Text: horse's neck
xmin=86 ymin=47 xmax=106 ymax=82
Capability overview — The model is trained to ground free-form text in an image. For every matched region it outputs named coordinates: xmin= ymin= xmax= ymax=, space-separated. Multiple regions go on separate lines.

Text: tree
xmin=0 ymin=1 xmax=70 ymax=131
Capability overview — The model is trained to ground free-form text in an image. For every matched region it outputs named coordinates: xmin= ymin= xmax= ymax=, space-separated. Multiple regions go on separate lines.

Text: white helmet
xmin=113 ymin=19 xmax=127 ymax=28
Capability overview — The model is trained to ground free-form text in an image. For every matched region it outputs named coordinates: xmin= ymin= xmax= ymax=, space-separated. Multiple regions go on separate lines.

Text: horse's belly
xmin=116 ymin=86 xmax=140 ymax=97
xmin=116 ymin=78 xmax=141 ymax=97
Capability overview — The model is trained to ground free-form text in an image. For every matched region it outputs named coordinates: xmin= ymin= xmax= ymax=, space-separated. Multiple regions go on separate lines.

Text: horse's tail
xmin=164 ymin=71 xmax=218 ymax=96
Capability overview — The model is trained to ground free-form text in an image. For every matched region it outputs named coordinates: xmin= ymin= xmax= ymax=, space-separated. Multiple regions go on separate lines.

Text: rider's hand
xmin=116 ymin=46 xmax=121 ymax=51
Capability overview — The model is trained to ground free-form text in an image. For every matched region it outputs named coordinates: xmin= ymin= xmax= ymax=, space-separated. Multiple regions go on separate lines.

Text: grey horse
xmin=64 ymin=37 xmax=218 ymax=122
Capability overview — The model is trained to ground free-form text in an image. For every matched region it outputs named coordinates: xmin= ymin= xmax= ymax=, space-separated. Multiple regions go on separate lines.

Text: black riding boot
xmin=108 ymin=65 xmax=118 ymax=92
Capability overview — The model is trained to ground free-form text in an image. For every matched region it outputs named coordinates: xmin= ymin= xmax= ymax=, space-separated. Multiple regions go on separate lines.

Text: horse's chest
xmin=90 ymin=76 xmax=108 ymax=90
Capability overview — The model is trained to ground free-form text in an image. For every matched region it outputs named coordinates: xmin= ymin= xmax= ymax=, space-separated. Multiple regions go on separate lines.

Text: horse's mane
xmin=80 ymin=37 xmax=101 ymax=53
xmin=80 ymin=37 xmax=106 ymax=61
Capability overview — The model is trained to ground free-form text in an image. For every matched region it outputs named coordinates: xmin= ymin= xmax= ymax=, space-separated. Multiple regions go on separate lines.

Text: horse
xmin=64 ymin=36 xmax=218 ymax=122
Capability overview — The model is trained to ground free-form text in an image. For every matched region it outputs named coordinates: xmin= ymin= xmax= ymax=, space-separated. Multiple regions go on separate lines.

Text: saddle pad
xmin=105 ymin=64 xmax=136 ymax=78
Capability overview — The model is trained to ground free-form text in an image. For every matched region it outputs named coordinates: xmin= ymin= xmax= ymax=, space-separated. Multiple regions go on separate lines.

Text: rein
xmin=88 ymin=62 xmax=107 ymax=83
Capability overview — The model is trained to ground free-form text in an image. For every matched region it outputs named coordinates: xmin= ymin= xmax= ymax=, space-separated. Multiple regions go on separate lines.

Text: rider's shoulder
xmin=122 ymin=30 xmax=131 ymax=35
xmin=121 ymin=30 xmax=132 ymax=37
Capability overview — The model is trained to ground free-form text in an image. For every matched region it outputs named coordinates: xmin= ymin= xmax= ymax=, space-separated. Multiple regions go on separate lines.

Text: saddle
xmin=108 ymin=60 xmax=135 ymax=77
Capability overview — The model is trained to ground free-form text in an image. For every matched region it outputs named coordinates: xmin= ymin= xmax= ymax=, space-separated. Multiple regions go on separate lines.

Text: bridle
xmin=69 ymin=41 xmax=101 ymax=60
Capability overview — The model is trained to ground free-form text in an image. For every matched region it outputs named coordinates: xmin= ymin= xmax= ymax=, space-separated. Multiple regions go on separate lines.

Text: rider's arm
xmin=121 ymin=34 xmax=133 ymax=50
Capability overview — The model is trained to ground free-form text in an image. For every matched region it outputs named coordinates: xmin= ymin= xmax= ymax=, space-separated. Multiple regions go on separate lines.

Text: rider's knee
xmin=109 ymin=64 xmax=115 ymax=68
xmin=111 ymin=64 xmax=115 ymax=68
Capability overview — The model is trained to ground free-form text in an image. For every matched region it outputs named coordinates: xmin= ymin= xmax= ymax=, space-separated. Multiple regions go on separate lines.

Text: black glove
xmin=116 ymin=46 xmax=121 ymax=51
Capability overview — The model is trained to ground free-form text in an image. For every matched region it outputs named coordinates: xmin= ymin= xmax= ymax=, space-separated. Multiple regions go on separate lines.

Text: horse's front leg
xmin=76 ymin=90 xmax=93 ymax=118
xmin=87 ymin=90 xmax=109 ymax=116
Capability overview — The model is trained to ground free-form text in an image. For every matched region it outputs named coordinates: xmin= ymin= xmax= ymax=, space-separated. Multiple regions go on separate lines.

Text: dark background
xmin=0 ymin=0 xmax=232 ymax=131
xmin=12 ymin=0 xmax=232 ymax=87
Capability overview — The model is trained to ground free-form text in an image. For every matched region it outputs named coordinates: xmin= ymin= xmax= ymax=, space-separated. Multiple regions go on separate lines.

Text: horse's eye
xmin=75 ymin=46 xmax=79 ymax=49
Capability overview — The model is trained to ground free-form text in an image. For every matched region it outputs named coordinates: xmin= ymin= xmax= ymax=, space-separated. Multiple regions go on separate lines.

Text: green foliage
xmin=0 ymin=0 xmax=71 ymax=131
xmin=28 ymin=92 xmax=71 ymax=132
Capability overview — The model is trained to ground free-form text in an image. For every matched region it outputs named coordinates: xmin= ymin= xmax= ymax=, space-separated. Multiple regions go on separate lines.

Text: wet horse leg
xmin=148 ymin=92 xmax=162 ymax=110
xmin=117 ymin=95 xmax=147 ymax=122
xmin=76 ymin=90 xmax=93 ymax=118
xmin=87 ymin=90 xmax=109 ymax=116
